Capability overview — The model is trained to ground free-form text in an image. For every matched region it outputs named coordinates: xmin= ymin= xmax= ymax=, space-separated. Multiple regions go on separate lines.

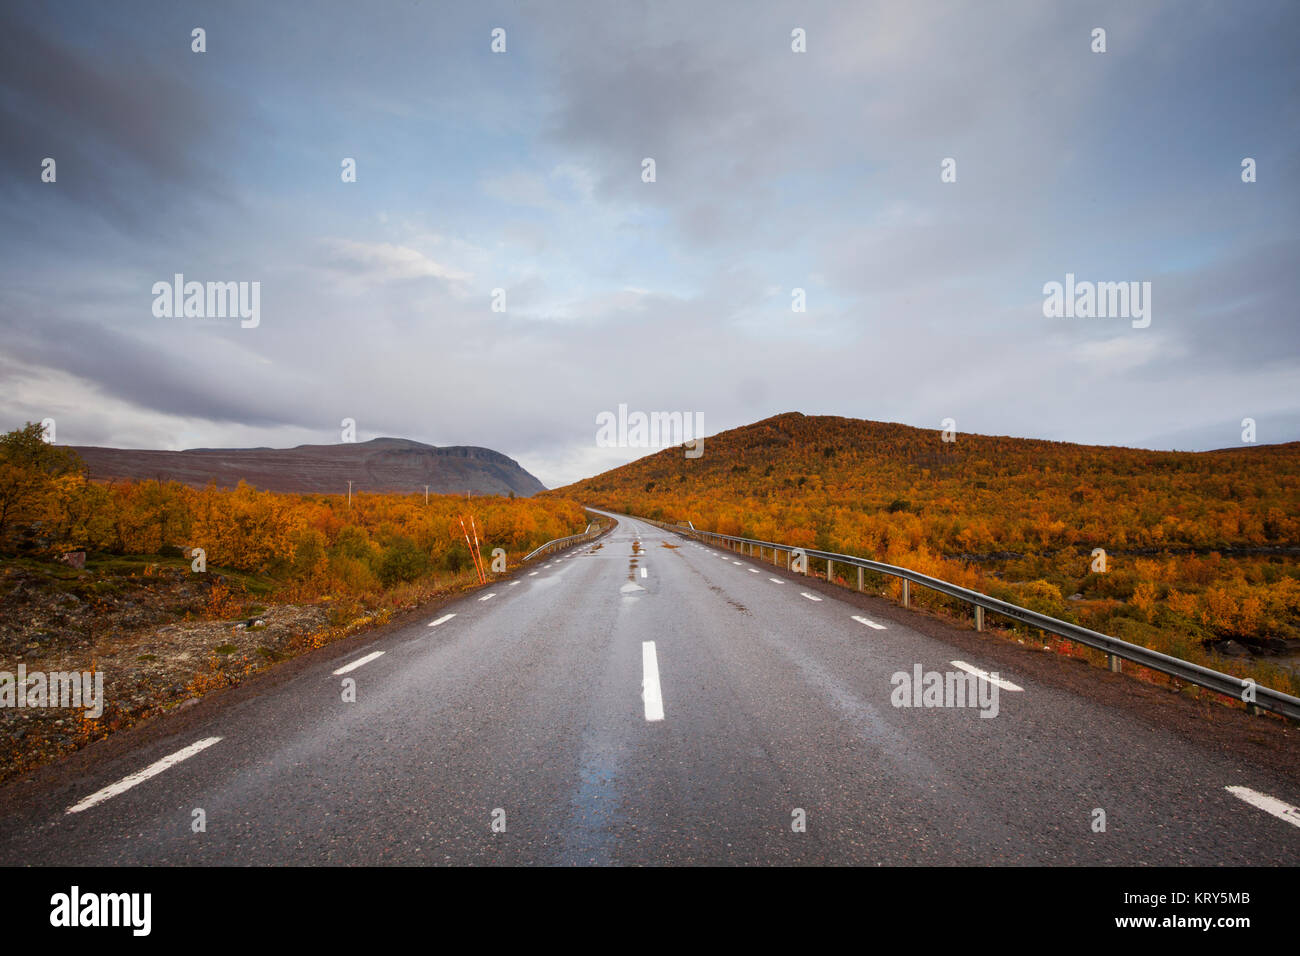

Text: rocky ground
xmin=0 ymin=560 xmax=372 ymax=784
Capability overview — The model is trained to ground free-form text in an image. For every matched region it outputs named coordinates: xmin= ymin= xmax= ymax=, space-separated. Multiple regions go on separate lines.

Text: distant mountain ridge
xmin=69 ymin=437 xmax=547 ymax=497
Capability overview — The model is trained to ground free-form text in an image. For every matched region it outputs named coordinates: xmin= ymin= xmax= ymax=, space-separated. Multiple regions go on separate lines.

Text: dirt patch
xmin=0 ymin=560 xmax=387 ymax=784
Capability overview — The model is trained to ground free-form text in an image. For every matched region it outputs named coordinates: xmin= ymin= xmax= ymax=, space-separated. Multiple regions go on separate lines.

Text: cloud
xmin=320 ymin=239 xmax=473 ymax=285
xmin=0 ymin=3 xmax=245 ymax=237
xmin=0 ymin=0 xmax=1296 ymax=488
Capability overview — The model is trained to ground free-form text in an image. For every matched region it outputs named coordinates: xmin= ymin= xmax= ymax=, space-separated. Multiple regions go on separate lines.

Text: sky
xmin=1 ymin=0 xmax=1297 ymax=488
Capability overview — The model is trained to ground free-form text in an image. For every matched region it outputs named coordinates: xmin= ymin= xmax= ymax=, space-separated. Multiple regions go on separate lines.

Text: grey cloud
xmin=0 ymin=0 xmax=1296 ymax=487
xmin=0 ymin=5 xmax=244 ymax=236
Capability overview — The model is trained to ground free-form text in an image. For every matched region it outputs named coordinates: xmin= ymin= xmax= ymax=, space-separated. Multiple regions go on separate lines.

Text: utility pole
xmin=424 ymin=485 xmax=429 ymax=505
xmin=347 ymin=480 xmax=353 ymax=509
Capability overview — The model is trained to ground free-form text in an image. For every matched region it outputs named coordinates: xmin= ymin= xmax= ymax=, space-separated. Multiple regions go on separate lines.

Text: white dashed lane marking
xmin=66 ymin=737 xmax=223 ymax=815
xmin=950 ymin=661 xmax=1023 ymax=692
xmin=427 ymin=613 xmax=457 ymax=628
xmin=800 ymin=592 xmax=822 ymax=602
xmin=1225 ymin=787 xmax=1300 ymax=828
xmin=333 ymin=651 xmax=384 ymax=675
xmin=851 ymin=615 xmax=887 ymax=630
xmin=641 ymin=641 xmax=665 ymax=722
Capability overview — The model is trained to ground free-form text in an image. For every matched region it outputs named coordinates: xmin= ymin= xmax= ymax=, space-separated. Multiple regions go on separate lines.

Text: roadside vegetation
xmin=0 ymin=422 xmax=589 ymax=781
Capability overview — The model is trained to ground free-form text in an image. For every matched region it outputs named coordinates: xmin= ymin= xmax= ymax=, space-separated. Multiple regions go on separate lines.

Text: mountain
xmin=69 ymin=437 xmax=547 ymax=497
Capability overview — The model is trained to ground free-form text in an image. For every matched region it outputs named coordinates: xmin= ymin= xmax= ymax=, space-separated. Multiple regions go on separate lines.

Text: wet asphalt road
xmin=0 ymin=514 xmax=1297 ymax=865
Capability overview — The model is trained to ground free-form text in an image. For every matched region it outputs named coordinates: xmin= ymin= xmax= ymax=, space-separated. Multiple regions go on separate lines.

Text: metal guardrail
xmin=630 ymin=515 xmax=1300 ymax=722
xmin=521 ymin=515 xmax=609 ymax=562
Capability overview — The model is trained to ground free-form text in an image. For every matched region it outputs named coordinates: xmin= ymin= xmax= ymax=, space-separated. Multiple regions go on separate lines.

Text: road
xmin=1 ymin=514 xmax=1296 ymax=865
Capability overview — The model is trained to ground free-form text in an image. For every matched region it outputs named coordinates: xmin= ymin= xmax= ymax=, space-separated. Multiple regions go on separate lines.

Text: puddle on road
xmin=558 ymin=742 xmax=626 ymax=866
xmin=628 ymin=541 xmax=643 ymax=585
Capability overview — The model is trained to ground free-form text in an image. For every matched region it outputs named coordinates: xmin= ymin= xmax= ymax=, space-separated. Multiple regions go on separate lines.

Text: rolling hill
xmin=554 ymin=412 xmax=1299 ymax=553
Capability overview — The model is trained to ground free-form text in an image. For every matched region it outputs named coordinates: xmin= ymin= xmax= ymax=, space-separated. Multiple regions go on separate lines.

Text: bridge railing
xmin=630 ymin=515 xmax=1300 ymax=722
xmin=521 ymin=513 xmax=610 ymax=562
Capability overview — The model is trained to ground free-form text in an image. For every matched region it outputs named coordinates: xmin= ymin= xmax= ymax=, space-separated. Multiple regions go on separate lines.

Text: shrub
xmin=376 ymin=537 xmax=430 ymax=586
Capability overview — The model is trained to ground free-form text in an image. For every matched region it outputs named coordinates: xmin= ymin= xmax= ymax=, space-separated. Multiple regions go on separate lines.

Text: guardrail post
xmin=1107 ymin=653 xmax=1121 ymax=673
xmin=786 ymin=550 xmax=791 ymax=571
xmin=1246 ymin=702 xmax=1261 ymax=716
xmin=858 ymin=566 xmax=864 ymax=592
xmin=827 ymin=558 xmax=834 ymax=582
xmin=975 ymin=605 xmax=984 ymax=632
xmin=902 ymin=579 xmax=911 ymax=608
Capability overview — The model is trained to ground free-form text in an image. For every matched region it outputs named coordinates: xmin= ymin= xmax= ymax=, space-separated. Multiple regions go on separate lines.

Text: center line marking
xmin=950 ymin=661 xmax=1023 ymax=692
xmin=66 ymin=737 xmax=223 ymax=815
xmin=1225 ymin=786 xmax=1300 ymax=828
xmin=427 ymin=613 xmax=457 ymax=628
xmin=641 ymin=641 xmax=665 ymax=721
xmin=479 ymin=592 xmax=496 ymax=601
xmin=333 ymin=651 xmax=384 ymax=674
xmin=851 ymin=615 xmax=887 ymax=630
xmin=800 ymin=592 xmax=822 ymax=602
